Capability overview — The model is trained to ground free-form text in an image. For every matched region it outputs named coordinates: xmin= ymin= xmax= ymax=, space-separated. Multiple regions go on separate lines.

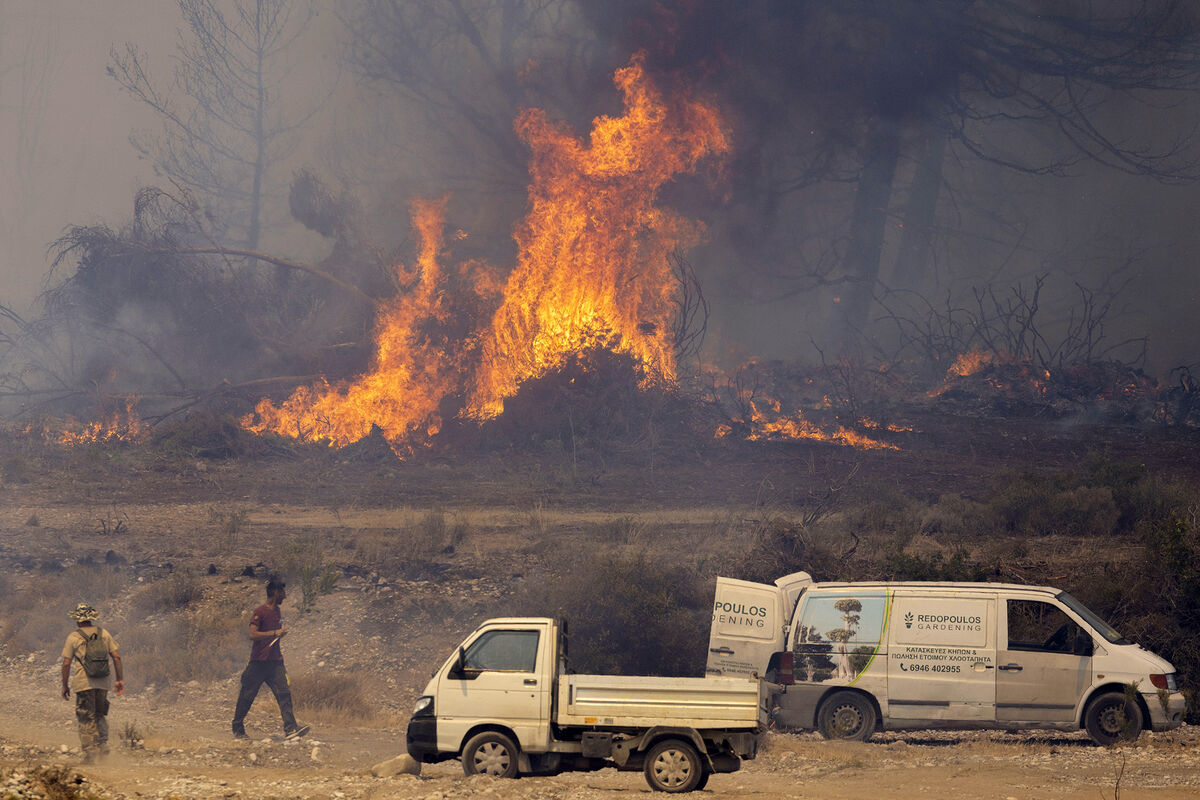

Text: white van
xmin=707 ymin=573 xmax=1186 ymax=745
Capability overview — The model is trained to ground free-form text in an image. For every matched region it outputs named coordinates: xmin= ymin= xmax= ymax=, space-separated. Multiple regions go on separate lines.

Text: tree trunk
xmin=838 ymin=116 xmax=901 ymax=344
xmin=890 ymin=123 xmax=946 ymax=288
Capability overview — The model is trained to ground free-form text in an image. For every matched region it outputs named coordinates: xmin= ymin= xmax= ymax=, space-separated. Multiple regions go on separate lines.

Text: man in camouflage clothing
xmin=61 ymin=603 xmax=124 ymax=761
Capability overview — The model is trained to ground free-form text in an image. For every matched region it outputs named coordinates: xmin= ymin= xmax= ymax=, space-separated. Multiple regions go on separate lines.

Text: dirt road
xmin=2 ymin=644 xmax=1198 ymax=800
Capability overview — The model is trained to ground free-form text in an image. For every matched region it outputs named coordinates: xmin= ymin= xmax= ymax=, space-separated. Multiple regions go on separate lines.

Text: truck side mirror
xmin=449 ymin=646 xmax=467 ymax=678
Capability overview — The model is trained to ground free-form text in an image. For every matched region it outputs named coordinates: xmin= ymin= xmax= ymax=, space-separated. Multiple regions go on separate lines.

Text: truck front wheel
xmin=462 ymin=731 xmax=520 ymax=778
xmin=1085 ymin=692 xmax=1144 ymax=746
xmin=644 ymin=738 xmax=703 ymax=793
xmin=817 ymin=691 xmax=877 ymax=741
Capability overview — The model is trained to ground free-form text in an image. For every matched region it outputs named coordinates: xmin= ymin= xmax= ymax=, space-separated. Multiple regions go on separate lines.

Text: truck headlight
xmin=413 ymin=695 xmax=434 ymax=716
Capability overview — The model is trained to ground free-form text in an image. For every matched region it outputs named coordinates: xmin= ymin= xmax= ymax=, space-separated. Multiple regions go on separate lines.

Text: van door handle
xmin=710 ymin=647 xmax=734 ymax=655
xmin=524 ymin=678 xmax=538 ymax=686
xmin=998 ymin=663 xmax=1023 ymax=672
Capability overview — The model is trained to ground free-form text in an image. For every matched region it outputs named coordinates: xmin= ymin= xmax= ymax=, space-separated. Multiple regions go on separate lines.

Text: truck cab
xmin=707 ymin=574 xmax=1186 ymax=745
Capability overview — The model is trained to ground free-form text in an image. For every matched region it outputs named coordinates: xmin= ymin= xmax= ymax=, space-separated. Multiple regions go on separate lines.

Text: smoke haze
xmin=2 ymin=0 xmax=1198 ymax=401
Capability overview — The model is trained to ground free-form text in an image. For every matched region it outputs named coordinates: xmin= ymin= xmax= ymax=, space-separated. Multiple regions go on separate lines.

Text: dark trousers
xmin=232 ymin=660 xmax=297 ymax=734
xmin=75 ymin=689 xmax=109 ymax=753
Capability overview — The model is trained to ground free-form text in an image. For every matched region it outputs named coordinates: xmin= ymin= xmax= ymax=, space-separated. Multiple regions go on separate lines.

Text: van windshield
xmin=1056 ymin=592 xmax=1130 ymax=645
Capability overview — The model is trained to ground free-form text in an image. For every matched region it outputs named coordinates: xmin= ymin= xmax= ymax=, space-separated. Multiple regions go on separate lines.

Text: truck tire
xmin=462 ymin=731 xmax=520 ymax=778
xmin=1085 ymin=692 xmax=1144 ymax=746
xmin=817 ymin=691 xmax=876 ymax=741
xmin=643 ymin=738 xmax=703 ymax=793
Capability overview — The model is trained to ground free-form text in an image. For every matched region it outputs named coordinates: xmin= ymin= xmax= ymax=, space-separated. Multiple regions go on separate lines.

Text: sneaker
xmin=233 ymin=731 xmax=249 ymax=740
xmin=283 ymin=724 xmax=310 ymax=740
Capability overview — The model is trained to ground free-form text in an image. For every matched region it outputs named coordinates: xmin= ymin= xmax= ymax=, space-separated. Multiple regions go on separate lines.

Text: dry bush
xmin=120 ymin=593 xmax=246 ymax=689
xmin=130 ymin=571 xmax=205 ymax=617
xmin=0 ymin=566 xmax=130 ymax=655
xmin=351 ymin=510 xmax=470 ymax=569
xmin=289 ymin=670 xmax=381 ymax=725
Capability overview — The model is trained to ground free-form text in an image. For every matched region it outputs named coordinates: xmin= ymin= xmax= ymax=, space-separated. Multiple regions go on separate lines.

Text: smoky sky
xmin=2 ymin=0 xmax=1199 ymax=380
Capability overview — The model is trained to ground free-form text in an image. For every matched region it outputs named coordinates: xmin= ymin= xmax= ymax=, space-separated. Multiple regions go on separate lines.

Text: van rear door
xmin=707 ymin=577 xmax=790 ymax=677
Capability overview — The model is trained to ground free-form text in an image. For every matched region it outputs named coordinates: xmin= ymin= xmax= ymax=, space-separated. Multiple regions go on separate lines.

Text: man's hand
xmin=61 ymin=686 xmax=70 ymax=700
xmin=114 ymin=680 xmax=125 ymax=696
xmin=277 ymin=626 xmax=288 ymax=638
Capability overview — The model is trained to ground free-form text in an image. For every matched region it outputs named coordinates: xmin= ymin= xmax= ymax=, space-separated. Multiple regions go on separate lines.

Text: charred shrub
xmin=514 ymin=550 xmax=709 ymax=676
xmin=734 ymin=515 xmax=856 ymax=584
xmin=153 ymin=412 xmax=273 ymax=459
xmin=463 ymin=348 xmax=701 ymax=458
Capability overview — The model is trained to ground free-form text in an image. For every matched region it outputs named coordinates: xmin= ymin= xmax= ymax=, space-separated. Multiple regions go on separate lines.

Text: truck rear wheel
xmin=817 ymin=691 xmax=876 ymax=741
xmin=1085 ymin=692 xmax=1144 ymax=746
xmin=462 ymin=731 xmax=520 ymax=778
xmin=644 ymin=738 xmax=703 ymax=793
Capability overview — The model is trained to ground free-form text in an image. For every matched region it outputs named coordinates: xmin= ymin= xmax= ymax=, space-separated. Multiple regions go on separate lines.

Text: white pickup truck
xmin=406 ymin=617 xmax=769 ymax=792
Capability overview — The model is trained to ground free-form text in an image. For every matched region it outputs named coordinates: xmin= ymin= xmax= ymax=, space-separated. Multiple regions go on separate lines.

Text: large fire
xmin=244 ymin=53 xmax=730 ymax=451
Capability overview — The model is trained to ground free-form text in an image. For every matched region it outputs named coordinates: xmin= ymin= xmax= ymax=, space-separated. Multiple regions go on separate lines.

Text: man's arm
xmin=248 ymin=620 xmax=288 ymax=640
xmin=61 ymin=657 xmax=71 ymax=700
xmin=111 ymin=650 xmax=125 ymax=695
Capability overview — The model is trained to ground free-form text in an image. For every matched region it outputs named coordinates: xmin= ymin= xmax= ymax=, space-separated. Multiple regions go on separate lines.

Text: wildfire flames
xmin=42 ymin=397 xmax=149 ymax=446
xmin=243 ymin=53 xmax=731 ymax=452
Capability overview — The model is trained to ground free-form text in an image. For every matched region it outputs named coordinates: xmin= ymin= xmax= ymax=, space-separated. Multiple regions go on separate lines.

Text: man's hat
xmin=68 ymin=603 xmax=99 ymax=622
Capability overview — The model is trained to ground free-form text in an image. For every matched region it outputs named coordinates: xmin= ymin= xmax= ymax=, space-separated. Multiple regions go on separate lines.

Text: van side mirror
xmin=449 ymin=646 xmax=467 ymax=679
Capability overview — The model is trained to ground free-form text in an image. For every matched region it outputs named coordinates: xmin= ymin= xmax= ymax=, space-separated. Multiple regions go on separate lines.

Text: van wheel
xmin=817 ymin=691 xmax=877 ymax=741
xmin=463 ymin=731 xmax=520 ymax=778
xmin=644 ymin=738 xmax=703 ymax=792
xmin=1085 ymin=692 xmax=1144 ymax=746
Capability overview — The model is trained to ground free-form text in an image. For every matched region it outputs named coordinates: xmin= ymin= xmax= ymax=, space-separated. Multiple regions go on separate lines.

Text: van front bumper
xmin=1146 ymin=691 xmax=1187 ymax=731
xmin=406 ymin=715 xmax=441 ymax=762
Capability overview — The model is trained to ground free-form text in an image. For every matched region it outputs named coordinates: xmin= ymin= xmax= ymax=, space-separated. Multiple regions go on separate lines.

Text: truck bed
xmin=558 ymin=675 xmax=767 ymax=729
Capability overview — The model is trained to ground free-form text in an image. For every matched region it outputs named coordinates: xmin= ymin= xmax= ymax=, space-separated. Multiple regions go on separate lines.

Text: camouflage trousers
xmin=75 ymin=689 xmax=110 ymax=753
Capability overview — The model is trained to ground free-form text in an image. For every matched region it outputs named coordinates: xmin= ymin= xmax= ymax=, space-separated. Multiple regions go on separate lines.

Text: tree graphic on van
xmin=826 ymin=598 xmax=863 ymax=680
xmin=905 ymin=612 xmax=914 ymax=629
xmin=795 ymin=594 xmax=885 ymax=684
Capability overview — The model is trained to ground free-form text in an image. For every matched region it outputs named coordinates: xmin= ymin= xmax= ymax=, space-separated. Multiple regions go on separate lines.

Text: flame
xmin=735 ymin=398 xmax=898 ymax=450
xmin=467 ymin=53 xmax=728 ymax=418
xmin=244 ymin=198 xmax=471 ymax=452
xmin=242 ymin=54 xmax=729 ymax=451
xmin=948 ymin=349 xmax=995 ymax=377
xmin=54 ymin=397 xmax=149 ymax=446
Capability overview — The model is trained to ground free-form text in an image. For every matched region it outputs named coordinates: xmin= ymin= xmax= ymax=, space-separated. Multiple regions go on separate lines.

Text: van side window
xmin=464 ymin=630 xmax=540 ymax=672
xmin=793 ymin=593 xmax=887 ymax=683
xmin=1006 ymin=600 xmax=1085 ymax=654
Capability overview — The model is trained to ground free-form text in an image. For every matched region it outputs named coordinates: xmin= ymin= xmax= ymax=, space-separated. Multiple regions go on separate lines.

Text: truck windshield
xmin=1056 ymin=592 xmax=1130 ymax=645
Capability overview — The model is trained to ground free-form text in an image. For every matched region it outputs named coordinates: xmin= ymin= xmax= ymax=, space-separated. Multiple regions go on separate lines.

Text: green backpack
xmin=75 ymin=628 xmax=111 ymax=679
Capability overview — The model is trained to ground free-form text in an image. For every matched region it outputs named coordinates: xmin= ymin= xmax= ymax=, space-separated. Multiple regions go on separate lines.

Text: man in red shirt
xmin=231 ymin=577 xmax=309 ymax=740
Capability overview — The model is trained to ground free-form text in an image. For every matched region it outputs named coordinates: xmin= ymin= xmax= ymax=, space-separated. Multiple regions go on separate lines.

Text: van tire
xmin=817 ymin=691 xmax=877 ymax=741
xmin=643 ymin=738 xmax=703 ymax=792
xmin=1085 ymin=692 xmax=1144 ymax=746
xmin=462 ymin=731 xmax=520 ymax=778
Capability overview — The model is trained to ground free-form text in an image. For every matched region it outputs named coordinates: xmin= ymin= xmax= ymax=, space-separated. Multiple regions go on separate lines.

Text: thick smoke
xmin=2 ymin=0 xmax=1199 ymax=426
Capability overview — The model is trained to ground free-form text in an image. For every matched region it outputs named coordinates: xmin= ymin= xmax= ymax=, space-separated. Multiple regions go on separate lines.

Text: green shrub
xmin=269 ymin=539 xmax=338 ymax=612
xmin=511 ymin=551 xmax=710 ymax=676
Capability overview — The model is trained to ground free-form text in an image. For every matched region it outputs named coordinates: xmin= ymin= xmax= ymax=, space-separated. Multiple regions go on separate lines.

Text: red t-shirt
xmin=249 ymin=603 xmax=284 ymax=661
